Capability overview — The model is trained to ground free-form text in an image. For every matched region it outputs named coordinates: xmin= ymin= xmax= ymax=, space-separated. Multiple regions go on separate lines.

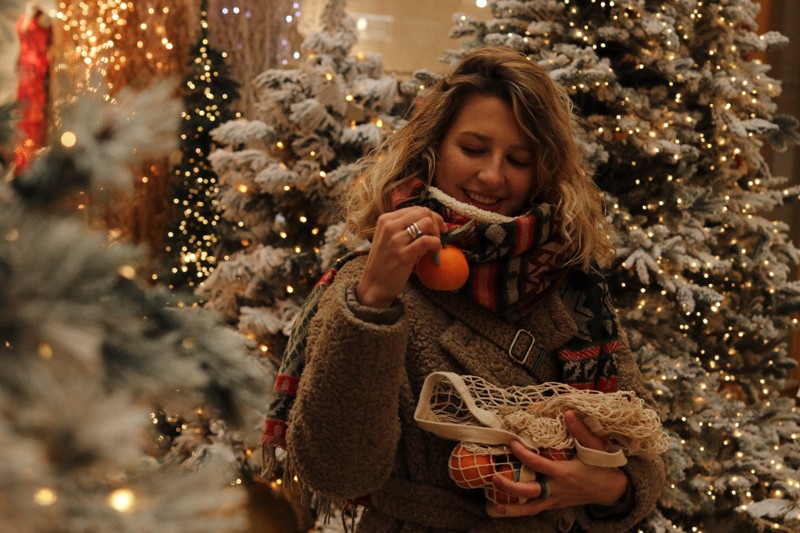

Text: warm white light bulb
xmin=34 ymin=488 xmax=57 ymax=506
xmin=108 ymin=489 xmax=135 ymax=513
xmin=60 ymin=131 xmax=77 ymax=148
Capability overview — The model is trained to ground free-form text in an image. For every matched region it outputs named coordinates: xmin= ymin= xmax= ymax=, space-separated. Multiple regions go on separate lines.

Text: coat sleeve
xmin=286 ymin=261 xmax=410 ymax=500
xmin=578 ymin=323 xmax=668 ymax=532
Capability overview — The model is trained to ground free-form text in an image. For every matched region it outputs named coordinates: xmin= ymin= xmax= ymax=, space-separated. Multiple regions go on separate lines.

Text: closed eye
xmin=508 ymin=156 xmax=532 ymax=168
xmin=460 ymin=145 xmax=484 ymax=156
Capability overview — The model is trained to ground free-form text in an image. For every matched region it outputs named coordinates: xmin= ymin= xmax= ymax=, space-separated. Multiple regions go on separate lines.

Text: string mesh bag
xmin=415 ymin=372 xmax=671 ymax=505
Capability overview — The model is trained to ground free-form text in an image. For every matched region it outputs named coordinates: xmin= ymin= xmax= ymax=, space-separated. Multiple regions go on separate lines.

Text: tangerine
xmin=415 ymin=244 xmax=469 ymax=292
xmin=541 ymin=448 xmax=574 ymax=461
xmin=448 ymin=444 xmax=494 ymax=489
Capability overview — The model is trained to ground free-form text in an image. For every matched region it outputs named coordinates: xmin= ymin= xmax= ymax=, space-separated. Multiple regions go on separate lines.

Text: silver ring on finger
xmin=405 ymin=221 xmax=424 ymax=242
xmin=537 ymin=476 xmax=550 ymax=499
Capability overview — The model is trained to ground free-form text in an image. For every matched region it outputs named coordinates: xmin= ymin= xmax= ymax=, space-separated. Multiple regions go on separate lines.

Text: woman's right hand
xmin=490 ymin=412 xmax=629 ymax=517
xmin=356 ymin=206 xmax=447 ymax=308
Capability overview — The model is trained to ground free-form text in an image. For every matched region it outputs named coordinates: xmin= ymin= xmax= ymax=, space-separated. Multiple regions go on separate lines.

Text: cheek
xmin=516 ymin=175 xmax=537 ymax=198
xmin=434 ymin=150 xmax=469 ymax=189
xmin=509 ymin=171 xmax=536 ymax=210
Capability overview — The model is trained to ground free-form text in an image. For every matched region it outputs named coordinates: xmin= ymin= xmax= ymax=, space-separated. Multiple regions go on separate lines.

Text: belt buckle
xmin=508 ymin=329 xmax=535 ymax=366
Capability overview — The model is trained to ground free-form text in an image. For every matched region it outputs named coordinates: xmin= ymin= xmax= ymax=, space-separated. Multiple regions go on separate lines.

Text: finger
xmin=493 ymin=473 xmax=552 ymax=517
xmin=430 ymin=211 xmax=448 ymax=233
xmin=412 ymin=214 xmax=445 ymax=240
xmin=386 ymin=206 xmax=440 ymax=226
xmin=564 ymin=410 xmax=607 ymax=451
xmin=401 ymin=220 xmax=434 ymax=248
xmin=402 ymin=220 xmax=425 ymax=244
xmin=508 ymin=440 xmax=557 ymax=476
xmin=381 ymin=208 xmax=444 ymax=247
xmin=373 ymin=213 xmax=423 ymax=248
xmin=493 ymin=498 xmax=548 ymax=518
xmin=492 ymin=471 xmax=544 ymax=500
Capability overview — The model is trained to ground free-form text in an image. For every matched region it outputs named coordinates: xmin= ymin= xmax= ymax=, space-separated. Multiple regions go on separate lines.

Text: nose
xmin=476 ymin=153 xmax=504 ymax=187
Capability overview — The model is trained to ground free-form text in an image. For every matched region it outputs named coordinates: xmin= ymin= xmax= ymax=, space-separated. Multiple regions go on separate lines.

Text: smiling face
xmin=432 ymin=93 xmax=536 ymax=217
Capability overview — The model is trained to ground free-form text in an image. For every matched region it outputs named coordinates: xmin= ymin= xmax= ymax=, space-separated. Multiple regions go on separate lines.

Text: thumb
xmin=564 ymin=410 xmax=607 ymax=451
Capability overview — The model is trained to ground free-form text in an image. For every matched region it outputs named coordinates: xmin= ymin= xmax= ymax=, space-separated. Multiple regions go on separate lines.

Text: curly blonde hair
xmin=344 ymin=46 xmax=615 ymax=270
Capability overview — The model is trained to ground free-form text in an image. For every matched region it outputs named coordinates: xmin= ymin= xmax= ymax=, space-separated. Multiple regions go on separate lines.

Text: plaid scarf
xmin=262 ymin=180 xmax=620 ymax=470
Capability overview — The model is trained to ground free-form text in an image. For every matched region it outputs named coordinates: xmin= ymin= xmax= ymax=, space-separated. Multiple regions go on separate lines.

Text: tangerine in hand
xmin=415 ymin=245 xmax=469 ymax=291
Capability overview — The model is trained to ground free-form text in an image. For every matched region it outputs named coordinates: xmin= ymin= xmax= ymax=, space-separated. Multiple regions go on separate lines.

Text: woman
xmin=282 ymin=46 xmax=666 ymax=532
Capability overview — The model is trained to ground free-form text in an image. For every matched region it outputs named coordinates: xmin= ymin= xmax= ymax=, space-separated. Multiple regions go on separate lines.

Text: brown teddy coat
xmin=287 ymin=256 xmax=666 ymax=532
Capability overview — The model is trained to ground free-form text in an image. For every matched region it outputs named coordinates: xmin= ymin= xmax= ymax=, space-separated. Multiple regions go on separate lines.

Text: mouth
xmin=464 ymin=189 xmax=501 ymax=207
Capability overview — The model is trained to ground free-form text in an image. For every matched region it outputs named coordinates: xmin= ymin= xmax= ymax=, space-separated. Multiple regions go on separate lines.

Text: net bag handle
xmin=414 ymin=372 xmax=512 ymax=444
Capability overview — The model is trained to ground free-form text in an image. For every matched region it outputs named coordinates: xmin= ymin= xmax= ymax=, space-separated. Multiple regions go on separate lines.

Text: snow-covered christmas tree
xmin=449 ymin=1 xmax=800 ymax=531
xmin=0 ymin=67 xmax=269 ymax=531
xmin=202 ymin=0 xmax=429 ymax=378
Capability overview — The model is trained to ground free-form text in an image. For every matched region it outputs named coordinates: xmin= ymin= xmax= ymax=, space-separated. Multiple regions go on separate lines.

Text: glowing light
xmin=108 ymin=489 xmax=135 ymax=513
xmin=60 ymin=131 xmax=77 ymax=148
xmin=117 ymin=265 xmax=137 ymax=280
xmin=37 ymin=343 xmax=53 ymax=360
xmin=34 ymin=488 xmax=57 ymax=506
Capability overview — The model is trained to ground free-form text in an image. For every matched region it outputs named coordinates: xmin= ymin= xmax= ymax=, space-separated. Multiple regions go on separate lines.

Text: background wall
xmin=764 ymin=1 xmax=800 ymax=246
xmin=300 ymin=0 xmax=487 ymax=76
xmin=0 ymin=4 xmax=25 ymax=104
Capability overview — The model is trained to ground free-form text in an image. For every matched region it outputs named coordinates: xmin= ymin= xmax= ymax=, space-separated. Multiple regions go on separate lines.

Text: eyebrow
xmin=457 ymin=131 xmax=531 ymax=153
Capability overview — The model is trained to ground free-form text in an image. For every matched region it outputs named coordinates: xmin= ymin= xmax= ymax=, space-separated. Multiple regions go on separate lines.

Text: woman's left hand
xmin=490 ymin=410 xmax=628 ymax=517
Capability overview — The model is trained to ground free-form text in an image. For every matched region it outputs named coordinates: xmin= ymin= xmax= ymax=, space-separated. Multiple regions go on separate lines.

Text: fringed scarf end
xmin=260 ymin=444 xmax=277 ymax=481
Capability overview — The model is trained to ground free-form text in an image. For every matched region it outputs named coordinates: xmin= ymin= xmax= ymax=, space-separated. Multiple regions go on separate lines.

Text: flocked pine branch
xmin=0 ymin=80 xmax=268 ymax=532
xmin=202 ymin=0 xmax=428 ymax=361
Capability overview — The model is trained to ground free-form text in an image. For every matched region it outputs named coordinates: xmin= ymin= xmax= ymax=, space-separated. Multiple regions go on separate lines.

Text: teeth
xmin=466 ymin=191 xmax=499 ymax=204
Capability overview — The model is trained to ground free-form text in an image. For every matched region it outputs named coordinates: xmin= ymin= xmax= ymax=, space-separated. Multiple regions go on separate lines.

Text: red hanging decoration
xmin=14 ymin=4 xmax=52 ymax=176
